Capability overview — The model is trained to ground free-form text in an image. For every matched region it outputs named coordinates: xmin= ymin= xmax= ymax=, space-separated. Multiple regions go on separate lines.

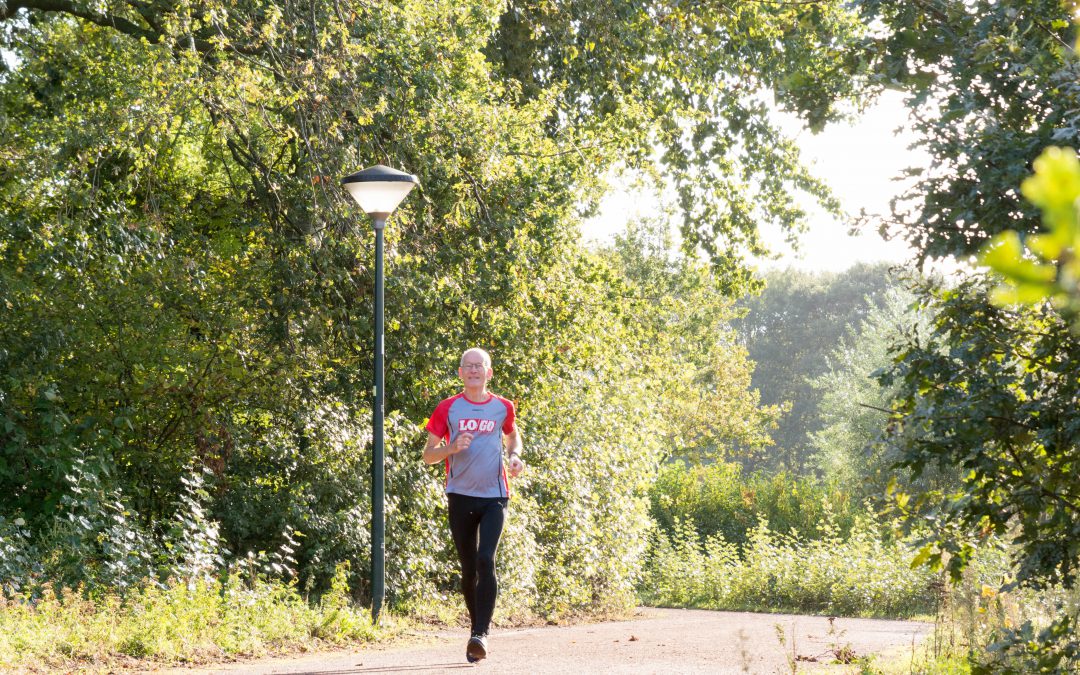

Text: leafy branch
xmin=980 ymin=146 xmax=1080 ymax=329
xmin=1 ymin=0 xmax=262 ymax=55
xmin=1 ymin=0 xmax=158 ymax=43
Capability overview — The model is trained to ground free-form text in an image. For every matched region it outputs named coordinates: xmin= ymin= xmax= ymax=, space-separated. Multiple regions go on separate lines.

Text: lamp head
xmin=341 ymin=165 xmax=420 ymax=220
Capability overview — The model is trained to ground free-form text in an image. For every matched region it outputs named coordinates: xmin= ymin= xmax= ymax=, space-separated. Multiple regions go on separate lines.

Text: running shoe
xmin=466 ymin=633 xmax=488 ymax=663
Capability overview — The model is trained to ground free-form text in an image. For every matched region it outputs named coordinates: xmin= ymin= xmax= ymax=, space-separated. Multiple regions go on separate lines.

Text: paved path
xmin=168 ymin=608 xmax=931 ymax=674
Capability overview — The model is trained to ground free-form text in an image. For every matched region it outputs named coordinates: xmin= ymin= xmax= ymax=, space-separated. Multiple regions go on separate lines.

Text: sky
xmin=579 ymin=91 xmax=934 ymax=274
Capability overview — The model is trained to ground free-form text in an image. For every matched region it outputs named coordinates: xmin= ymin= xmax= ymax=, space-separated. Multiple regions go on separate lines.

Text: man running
xmin=423 ymin=347 xmax=525 ymax=664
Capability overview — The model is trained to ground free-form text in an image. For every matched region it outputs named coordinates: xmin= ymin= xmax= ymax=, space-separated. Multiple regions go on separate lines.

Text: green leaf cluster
xmin=980 ymin=146 xmax=1080 ymax=322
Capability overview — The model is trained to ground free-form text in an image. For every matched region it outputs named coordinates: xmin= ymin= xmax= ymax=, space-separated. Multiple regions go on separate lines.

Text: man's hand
xmin=507 ymin=453 xmax=525 ymax=477
xmin=450 ymin=432 xmax=474 ymax=454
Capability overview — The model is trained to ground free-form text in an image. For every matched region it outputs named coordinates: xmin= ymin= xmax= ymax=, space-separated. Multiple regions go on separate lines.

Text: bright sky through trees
xmin=582 ymin=91 xmax=928 ymax=273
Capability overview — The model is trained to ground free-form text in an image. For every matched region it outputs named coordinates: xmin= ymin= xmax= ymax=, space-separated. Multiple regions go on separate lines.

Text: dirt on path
xmin=164 ymin=608 xmax=931 ymax=675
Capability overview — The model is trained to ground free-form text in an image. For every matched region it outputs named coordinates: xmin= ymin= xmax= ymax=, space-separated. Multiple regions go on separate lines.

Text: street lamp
xmin=341 ymin=164 xmax=419 ymax=623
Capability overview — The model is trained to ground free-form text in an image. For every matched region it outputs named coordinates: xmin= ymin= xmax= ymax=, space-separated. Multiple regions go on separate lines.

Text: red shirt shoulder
xmin=492 ymin=394 xmax=517 ymax=435
xmin=425 ymin=393 xmax=464 ymax=440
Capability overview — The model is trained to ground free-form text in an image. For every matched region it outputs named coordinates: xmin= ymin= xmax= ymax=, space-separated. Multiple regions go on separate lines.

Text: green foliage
xmin=849 ymin=2 xmax=1080 ymax=666
xmin=878 ymin=279 xmax=1080 ymax=671
xmin=650 ymin=460 xmax=857 ymax=548
xmin=519 ymin=316 xmax=666 ymax=617
xmin=856 ymin=547 xmax=1071 ymax=674
xmin=809 ymin=284 xmax=942 ymax=497
xmin=979 ymin=614 xmax=1080 ymax=674
xmin=0 ymin=566 xmax=378 ymax=671
xmin=0 ymin=0 xmax=854 ymax=615
xmin=853 ymin=0 xmax=1077 ymax=262
xmin=486 ymin=0 xmax=865 ymax=289
xmin=640 ymin=512 xmax=936 ymax=618
xmin=734 ymin=264 xmax=897 ymax=470
xmin=876 ymin=284 xmax=1080 ymax=667
xmin=606 ymin=221 xmax=781 ymax=460
xmin=980 ymin=146 xmax=1080 ymax=325
xmin=880 ymin=279 xmax=1080 ymax=591
xmin=0 ymin=515 xmax=36 ymax=595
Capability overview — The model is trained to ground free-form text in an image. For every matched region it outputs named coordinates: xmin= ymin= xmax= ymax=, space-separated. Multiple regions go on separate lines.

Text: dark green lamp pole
xmin=341 ymin=164 xmax=419 ymax=623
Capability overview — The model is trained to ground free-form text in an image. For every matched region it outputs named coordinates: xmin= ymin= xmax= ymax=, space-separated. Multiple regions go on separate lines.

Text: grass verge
xmin=640 ymin=516 xmax=937 ymax=618
xmin=0 ymin=563 xmax=384 ymax=673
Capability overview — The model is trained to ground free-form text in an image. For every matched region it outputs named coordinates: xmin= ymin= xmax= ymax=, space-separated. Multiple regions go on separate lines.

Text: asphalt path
xmin=164 ymin=608 xmax=931 ymax=675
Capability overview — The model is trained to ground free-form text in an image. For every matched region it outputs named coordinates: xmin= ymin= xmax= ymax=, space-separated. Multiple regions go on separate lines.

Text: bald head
xmin=459 ymin=347 xmax=492 ymax=369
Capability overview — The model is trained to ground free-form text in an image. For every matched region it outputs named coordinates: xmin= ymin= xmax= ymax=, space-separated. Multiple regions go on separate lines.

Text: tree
xmin=0 ymin=0 xmax=858 ymax=608
xmin=851 ymin=0 xmax=1080 ymax=668
xmin=809 ymin=283 xmax=935 ymax=496
xmin=484 ymin=0 xmax=865 ymax=291
xmin=854 ymin=0 xmax=1077 ymax=263
xmin=512 ymin=221 xmax=783 ymax=613
xmin=879 ymin=280 xmax=1080 ymax=670
xmin=602 ymin=220 xmax=780 ymax=462
xmin=733 ymin=263 xmax=896 ymax=471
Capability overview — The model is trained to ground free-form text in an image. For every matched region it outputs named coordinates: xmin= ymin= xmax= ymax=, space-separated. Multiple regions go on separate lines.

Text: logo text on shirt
xmin=458 ymin=418 xmax=496 ymax=433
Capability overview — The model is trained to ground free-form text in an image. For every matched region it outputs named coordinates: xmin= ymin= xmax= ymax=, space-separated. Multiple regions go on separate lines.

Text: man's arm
xmin=423 ymin=431 xmax=472 ymax=465
xmin=504 ymin=428 xmax=522 ymax=457
xmin=505 ymin=429 xmax=525 ymax=477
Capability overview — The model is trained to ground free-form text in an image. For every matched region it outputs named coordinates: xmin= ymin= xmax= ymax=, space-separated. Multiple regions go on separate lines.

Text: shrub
xmin=0 ymin=515 xmax=37 ymax=595
xmin=650 ymin=460 xmax=857 ymax=547
xmin=0 ymin=564 xmax=377 ymax=671
xmin=639 ymin=511 xmax=937 ymax=618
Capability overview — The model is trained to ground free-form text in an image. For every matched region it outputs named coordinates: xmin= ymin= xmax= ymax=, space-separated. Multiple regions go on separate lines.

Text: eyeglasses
xmin=461 ymin=363 xmax=487 ymax=371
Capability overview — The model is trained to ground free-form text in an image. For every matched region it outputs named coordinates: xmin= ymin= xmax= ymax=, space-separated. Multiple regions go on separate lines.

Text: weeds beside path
xmin=165 ymin=608 xmax=932 ymax=674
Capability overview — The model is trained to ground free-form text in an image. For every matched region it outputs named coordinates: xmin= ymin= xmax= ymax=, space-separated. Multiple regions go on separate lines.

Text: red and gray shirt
xmin=426 ymin=392 xmax=516 ymax=498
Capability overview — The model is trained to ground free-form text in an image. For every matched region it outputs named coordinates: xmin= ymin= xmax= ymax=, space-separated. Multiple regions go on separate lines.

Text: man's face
xmin=458 ymin=353 xmax=493 ymax=389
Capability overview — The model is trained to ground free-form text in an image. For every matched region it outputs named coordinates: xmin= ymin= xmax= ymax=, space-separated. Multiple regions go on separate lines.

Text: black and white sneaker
xmin=466 ymin=633 xmax=488 ymax=663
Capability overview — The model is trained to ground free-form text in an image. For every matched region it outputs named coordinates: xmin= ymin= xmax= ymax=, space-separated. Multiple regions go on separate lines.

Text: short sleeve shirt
xmin=426 ymin=392 xmax=516 ymax=498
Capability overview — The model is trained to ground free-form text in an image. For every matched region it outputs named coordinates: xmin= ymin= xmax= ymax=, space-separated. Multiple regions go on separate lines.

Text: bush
xmin=639 ymin=511 xmax=937 ymax=618
xmin=650 ymin=460 xmax=857 ymax=548
xmin=0 ymin=564 xmax=377 ymax=671
xmin=0 ymin=515 xmax=37 ymax=595
xmin=518 ymin=367 xmax=661 ymax=619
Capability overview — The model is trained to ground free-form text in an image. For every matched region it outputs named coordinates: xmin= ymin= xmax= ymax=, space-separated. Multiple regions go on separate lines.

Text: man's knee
xmin=476 ymin=551 xmax=496 ymax=576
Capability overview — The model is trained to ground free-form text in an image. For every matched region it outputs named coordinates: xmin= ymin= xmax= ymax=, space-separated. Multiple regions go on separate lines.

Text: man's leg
xmin=447 ymin=493 xmax=481 ymax=632
xmin=471 ymin=497 xmax=507 ymax=636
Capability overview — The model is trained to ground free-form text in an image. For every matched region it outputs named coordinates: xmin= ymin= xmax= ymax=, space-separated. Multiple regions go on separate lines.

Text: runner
xmin=423 ymin=347 xmax=526 ymax=664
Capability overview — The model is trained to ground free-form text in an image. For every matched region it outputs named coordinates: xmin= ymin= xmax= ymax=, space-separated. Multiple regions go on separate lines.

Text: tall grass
xmin=641 ymin=503 xmax=1079 ymax=673
xmin=856 ymin=555 xmax=1078 ymax=674
xmin=0 ymin=563 xmax=378 ymax=672
xmin=640 ymin=510 xmax=938 ymax=618
xmin=917 ymin=547 xmax=1079 ymax=673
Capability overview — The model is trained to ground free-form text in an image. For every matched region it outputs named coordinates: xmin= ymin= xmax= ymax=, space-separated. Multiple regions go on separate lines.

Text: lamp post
xmin=341 ymin=164 xmax=419 ymax=623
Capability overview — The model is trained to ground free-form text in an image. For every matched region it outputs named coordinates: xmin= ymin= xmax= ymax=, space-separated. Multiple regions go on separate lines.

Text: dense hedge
xmin=650 ymin=461 xmax=859 ymax=548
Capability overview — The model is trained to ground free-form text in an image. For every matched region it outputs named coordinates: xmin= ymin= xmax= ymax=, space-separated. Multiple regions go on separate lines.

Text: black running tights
xmin=447 ymin=493 xmax=507 ymax=636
